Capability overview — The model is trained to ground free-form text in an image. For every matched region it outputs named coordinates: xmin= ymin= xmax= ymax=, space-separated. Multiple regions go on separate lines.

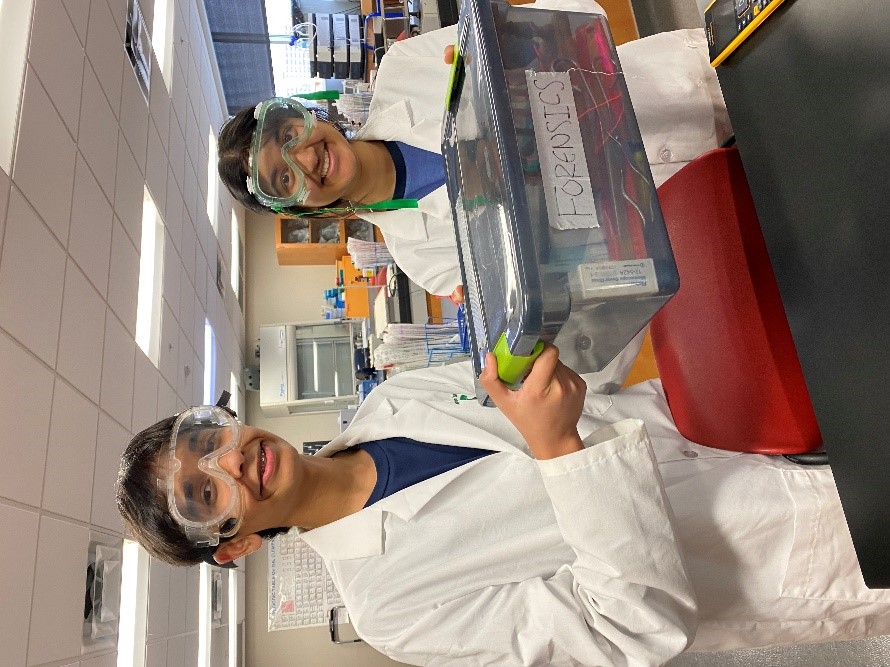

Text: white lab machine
xmin=259 ymin=320 xmax=360 ymax=416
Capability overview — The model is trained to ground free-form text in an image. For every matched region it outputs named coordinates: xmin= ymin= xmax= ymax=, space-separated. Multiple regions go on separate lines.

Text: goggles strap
xmin=281 ymin=198 xmax=419 ymax=218
xmin=291 ymin=90 xmax=339 ymax=101
xmin=198 ymin=545 xmax=238 ymax=569
xmin=215 ymin=390 xmax=237 ymax=418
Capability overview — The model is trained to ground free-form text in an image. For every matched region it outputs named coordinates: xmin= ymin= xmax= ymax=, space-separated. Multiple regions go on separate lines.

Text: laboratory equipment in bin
xmin=259 ymin=321 xmax=360 ymax=416
xmin=442 ymin=0 xmax=678 ymax=402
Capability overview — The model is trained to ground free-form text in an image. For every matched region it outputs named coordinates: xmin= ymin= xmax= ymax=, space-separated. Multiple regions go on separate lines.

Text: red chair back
xmin=650 ymin=147 xmax=822 ymax=454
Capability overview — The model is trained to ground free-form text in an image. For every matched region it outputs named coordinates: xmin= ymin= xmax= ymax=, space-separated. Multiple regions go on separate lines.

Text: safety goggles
xmin=163 ymin=403 xmax=244 ymax=547
xmin=246 ymin=97 xmax=317 ymax=209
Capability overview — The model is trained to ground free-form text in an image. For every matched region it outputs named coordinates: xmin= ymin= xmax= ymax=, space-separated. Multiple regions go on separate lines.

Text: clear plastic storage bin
xmin=442 ymin=0 xmax=679 ymax=402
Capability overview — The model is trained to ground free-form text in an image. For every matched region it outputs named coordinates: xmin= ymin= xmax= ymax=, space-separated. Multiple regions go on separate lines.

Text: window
xmin=135 ymin=188 xmax=165 ymax=365
xmin=265 ymin=0 xmax=313 ymax=95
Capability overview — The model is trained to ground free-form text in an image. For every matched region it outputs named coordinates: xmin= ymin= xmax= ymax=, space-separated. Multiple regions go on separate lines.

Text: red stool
xmin=650 ymin=147 xmax=822 ymax=454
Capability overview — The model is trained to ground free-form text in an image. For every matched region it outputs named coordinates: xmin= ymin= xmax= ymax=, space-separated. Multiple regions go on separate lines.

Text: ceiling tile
xmin=57 ymin=258 xmax=107 ymax=402
xmin=91 ymin=411 xmax=130 ymax=533
xmin=119 ymin=63 xmax=150 ymax=175
xmin=0 ymin=502 xmax=39 ymax=667
xmin=68 ymin=154 xmax=113 ymax=298
xmin=28 ymin=0 xmax=84 ymax=139
xmin=0 ymin=331 xmax=53 ymax=505
xmin=113 ymin=139 xmax=146 ymax=249
xmin=43 ymin=378 xmax=99 ymax=521
xmin=131 ymin=347 xmax=159 ymax=433
xmin=0 ymin=189 xmax=66 ymax=366
xmin=28 ymin=516 xmax=90 ymax=664
xmin=100 ymin=311 xmax=136 ymax=428
xmin=107 ymin=215 xmax=140 ymax=337
xmin=85 ymin=0 xmax=124 ymax=118
xmin=78 ymin=64 xmax=120 ymax=201
xmin=12 ymin=67 xmax=76 ymax=244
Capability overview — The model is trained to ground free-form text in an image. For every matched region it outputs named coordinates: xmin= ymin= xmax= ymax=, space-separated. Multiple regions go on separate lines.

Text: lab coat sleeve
xmin=617 ymin=29 xmax=732 ymax=186
xmin=370 ymin=26 xmax=457 ymax=124
xmin=370 ymin=0 xmax=606 ymax=123
xmin=535 ymin=420 xmax=698 ymax=664
xmin=369 ymin=420 xmax=697 ymax=666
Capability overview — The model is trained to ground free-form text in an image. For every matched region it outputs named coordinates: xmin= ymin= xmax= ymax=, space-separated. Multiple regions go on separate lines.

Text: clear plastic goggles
xmin=246 ymin=97 xmax=317 ymax=209
xmin=163 ymin=405 xmax=244 ymax=547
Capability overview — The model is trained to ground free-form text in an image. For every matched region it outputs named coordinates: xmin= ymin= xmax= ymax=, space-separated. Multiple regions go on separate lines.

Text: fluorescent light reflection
xmin=204 ymin=320 xmax=216 ymax=405
xmin=136 ymin=188 xmax=164 ymax=365
xmin=0 ymin=0 xmax=36 ymax=173
xmin=229 ymin=371 xmax=239 ymax=416
xmin=117 ymin=540 xmax=149 ymax=667
xmin=152 ymin=0 xmax=172 ymax=88
xmin=198 ymin=564 xmax=211 ymax=667
xmin=207 ymin=127 xmax=219 ymax=232
xmin=228 ymin=570 xmax=238 ymax=667
xmin=230 ymin=209 xmax=240 ymax=297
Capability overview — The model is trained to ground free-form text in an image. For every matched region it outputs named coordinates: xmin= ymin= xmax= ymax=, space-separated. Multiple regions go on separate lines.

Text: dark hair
xmin=217 ymin=102 xmax=353 ymax=220
xmin=116 ymin=414 xmax=288 ymax=567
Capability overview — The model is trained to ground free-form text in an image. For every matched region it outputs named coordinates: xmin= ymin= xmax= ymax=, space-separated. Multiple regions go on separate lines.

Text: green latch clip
xmin=492 ymin=333 xmax=545 ymax=386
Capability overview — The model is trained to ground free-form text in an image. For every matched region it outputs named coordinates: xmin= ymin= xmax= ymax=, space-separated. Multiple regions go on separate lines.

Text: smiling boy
xmin=117 ymin=346 xmax=890 ymax=666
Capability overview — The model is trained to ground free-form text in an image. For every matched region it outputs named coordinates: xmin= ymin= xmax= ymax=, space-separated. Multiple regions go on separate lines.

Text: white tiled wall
xmin=0 ymin=0 xmax=245 ymax=665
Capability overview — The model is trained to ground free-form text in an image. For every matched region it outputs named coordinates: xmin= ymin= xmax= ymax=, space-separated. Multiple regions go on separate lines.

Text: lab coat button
xmin=682 ymin=449 xmax=698 ymax=458
xmin=660 ymin=148 xmax=673 ymax=162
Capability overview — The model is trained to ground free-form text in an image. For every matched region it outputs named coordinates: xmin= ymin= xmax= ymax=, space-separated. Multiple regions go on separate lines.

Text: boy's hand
xmin=444 ymin=45 xmax=455 ymax=64
xmin=479 ymin=344 xmax=586 ymax=460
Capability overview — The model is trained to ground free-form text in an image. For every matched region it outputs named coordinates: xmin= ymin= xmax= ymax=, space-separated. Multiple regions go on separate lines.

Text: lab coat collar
xmin=299 ymin=397 xmax=518 ymax=560
xmin=355 ymin=99 xmax=451 ymax=239
xmin=366 ymin=186 xmax=450 ymax=242
xmin=298 ymin=456 xmax=490 ymax=560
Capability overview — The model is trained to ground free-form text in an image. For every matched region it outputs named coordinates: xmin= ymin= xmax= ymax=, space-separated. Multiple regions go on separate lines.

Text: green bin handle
xmin=445 ymin=42 xmax=462 ymax=110
xmin=492 ymin=334 xmax=545 ymax=386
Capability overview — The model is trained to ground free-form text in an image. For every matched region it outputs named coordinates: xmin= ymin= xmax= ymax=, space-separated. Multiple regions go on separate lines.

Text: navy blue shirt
xmin=383 ymin=141 xmax=446 ymax=201
xmin=356 ymin=438 xmax=493 ymax=507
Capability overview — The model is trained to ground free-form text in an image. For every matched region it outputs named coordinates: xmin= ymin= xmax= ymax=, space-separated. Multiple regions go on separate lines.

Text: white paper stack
xmin=347 ymin=238 xmax=393 ymax=268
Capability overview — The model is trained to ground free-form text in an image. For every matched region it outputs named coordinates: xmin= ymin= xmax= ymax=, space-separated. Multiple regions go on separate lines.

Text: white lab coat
xmin=301 ymin=362 xmax=890 ymax=666
xmin=354 ymin=0 xmax=731 ymax=296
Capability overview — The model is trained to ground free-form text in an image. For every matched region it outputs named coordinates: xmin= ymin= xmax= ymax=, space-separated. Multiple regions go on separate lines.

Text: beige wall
xmin=242 ymin=209 xmax=342 ymax=446
xmin=242 ymin=210 xmax=404 ymax=665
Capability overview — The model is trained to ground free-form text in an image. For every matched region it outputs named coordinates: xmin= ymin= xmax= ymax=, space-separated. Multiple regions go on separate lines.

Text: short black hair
xmin=116 ymin=415 xmax=288 ymax=567
xmin=217 ymin=102 xmax=353 ymax=220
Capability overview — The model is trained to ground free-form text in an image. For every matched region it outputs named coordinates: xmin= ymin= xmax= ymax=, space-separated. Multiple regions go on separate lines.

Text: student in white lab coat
xmin=116 ymin=345 xmax=890 ymax=667
xmin=216 ymin=0 xmax=731 ymax=298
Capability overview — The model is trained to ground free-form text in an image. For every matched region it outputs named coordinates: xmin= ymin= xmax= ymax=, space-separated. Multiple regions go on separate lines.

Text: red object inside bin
xmin=650 ymin=147 xmax=822 ymax=454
